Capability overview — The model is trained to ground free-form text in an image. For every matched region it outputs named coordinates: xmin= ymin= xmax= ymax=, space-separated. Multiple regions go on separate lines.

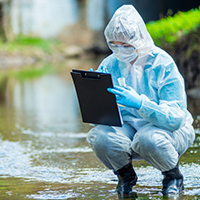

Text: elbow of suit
xmin=167 ymin=114 xmax=186 ymax=131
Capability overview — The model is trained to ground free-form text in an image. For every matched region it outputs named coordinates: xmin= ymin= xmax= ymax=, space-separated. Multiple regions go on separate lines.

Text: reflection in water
xmin=13 ymin=74 xmax=81 ymax=132
xmin=0 ymin=61 xmax=200 ymax=199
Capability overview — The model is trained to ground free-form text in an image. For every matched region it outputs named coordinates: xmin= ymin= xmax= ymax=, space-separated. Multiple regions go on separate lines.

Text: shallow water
xmin=0 ymin=59 xmax=200 ymax=199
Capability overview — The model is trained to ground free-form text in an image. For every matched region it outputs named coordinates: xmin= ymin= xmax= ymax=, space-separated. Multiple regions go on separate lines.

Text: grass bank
xmin=0 ymin=35 xmax=66 ymax=64
xmin=146 ymin=7 xmax=200 ymax=90
xmin=146 ymin=7 xmax=200 ymax=47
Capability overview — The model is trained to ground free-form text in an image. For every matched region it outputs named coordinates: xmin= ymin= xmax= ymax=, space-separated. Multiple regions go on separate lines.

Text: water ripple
xmin=1 ymin=139 xmax=200 ymax=196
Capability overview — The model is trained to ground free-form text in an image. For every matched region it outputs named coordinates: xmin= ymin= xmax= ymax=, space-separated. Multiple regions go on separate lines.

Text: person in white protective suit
xmin=86 ymin=4 xmax=195 ymax=197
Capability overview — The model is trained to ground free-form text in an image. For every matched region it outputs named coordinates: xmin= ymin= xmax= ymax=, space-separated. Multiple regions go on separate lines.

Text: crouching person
xmin=87 ymin=4 xmax=195 ymax=198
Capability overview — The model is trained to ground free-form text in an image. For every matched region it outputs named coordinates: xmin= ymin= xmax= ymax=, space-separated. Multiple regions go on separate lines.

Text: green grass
xmin=13 ymin=36 xmax=59 ymax=53
xmin=146 ymin=7 xmax=200 ymax=46
xmin=9 ymin=64 xmax=54 ymax=80
xmin=0 ymin=35 xmax=60 ymax=55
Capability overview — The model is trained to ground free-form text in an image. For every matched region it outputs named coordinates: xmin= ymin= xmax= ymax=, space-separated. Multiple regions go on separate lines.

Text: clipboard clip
xmin=82 ymin=72 xmax=101 ymax=79
xmin=72 ymin=69 xmax=101 ymax=79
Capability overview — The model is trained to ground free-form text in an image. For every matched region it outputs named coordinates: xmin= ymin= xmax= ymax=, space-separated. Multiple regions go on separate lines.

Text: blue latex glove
xmin=89 ymin=68 xmax=93 ymax=72
xmin=89 ymin=66 xmax=108 ymax=73
xmin=107 ymin=86 xmax=142 ymax=109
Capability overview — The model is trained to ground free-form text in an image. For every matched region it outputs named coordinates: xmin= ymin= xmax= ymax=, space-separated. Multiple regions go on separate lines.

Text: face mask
xmin=108 ymin=43 xmax=138 ymax=63
xmin=115 ymin=48 xmax=138 ymax=63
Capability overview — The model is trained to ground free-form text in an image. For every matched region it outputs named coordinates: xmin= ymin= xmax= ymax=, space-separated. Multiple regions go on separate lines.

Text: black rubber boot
xmin=114 ymin=162 xmax=138 ymax=199
xmin=162 ymin=163 xmax=184 ymax=196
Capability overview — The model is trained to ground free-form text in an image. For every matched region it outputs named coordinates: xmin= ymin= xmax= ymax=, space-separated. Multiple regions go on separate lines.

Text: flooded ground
xmin=0 ymin=58 xmax=200 ymax=200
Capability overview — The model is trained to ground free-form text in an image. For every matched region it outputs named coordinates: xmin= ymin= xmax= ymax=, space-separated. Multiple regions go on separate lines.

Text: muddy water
xmin=0 ymin=59 xmax=200 ymax=199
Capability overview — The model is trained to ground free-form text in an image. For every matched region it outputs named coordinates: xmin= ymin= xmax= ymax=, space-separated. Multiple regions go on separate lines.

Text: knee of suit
xmin=132 ymin=129 xmax=169 ymax=157
xmin=132 ymin=131 xmax=155 ymax=154
xmin=87 ymin=126 xmax=108 ymax=152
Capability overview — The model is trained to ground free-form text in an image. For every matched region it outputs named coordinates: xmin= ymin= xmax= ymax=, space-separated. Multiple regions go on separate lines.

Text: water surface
xmin=0 ymin=59 xmax=200 ymax=199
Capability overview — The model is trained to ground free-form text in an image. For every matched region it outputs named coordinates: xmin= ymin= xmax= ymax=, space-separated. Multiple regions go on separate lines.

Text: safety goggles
xmin=108 ymin=42 xmax=136 ymax=54
xmin=108 ymin=42 xmax=135 ymax=48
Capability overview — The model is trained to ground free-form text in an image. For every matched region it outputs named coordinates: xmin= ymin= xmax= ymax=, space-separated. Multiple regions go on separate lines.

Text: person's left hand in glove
xmin=107 ymin=86 xmax=142 ymax=110
xmin=89 ymin=66 xmax=108 ymax=73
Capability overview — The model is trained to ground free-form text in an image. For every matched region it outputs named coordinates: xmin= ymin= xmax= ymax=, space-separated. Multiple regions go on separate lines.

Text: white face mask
xmin=108 ymin=43 xmax=138 ymax=63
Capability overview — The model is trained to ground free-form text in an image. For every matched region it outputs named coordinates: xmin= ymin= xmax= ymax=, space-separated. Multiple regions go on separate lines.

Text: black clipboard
xmin=70 ymin=69 xmax=122 ymax=127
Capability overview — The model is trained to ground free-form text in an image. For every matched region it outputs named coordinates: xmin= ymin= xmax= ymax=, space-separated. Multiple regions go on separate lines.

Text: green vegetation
xmin=9 ymin=64 xmax=54 ymax=80
xmin=13 ymin=36 xmax=59 ymax=53
xmin=0 ymin=35 xmax=61 ymax=56
xmin=146 ymin=7 xmax=200 ymax=46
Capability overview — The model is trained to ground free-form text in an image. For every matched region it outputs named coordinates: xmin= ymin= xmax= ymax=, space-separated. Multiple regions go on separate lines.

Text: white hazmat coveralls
xmin=86 ymin=5 xmax=195 ymax=172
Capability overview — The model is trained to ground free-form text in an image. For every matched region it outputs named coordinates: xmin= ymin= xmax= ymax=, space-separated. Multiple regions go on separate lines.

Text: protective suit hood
xmin=104 ymin=5 xmax=155 ymax=56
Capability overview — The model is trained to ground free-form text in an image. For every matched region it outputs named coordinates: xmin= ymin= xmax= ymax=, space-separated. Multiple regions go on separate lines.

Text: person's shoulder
xmin=102 ymin=53 xmax=118 ymax=62
xmin=145 ymin=47 xmax=173 ymax=67
xmin=147 ymin=46 xmax=179 ymax=76
xmin=100 ymin=53 xmax=120 ymax=67
xmin=152 ymin=46 xmax=174 ymax=61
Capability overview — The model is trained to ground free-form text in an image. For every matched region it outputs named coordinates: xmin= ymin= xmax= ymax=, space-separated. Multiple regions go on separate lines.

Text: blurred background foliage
xmin=12 ymin=36 xmax=59 ymax=53
xmin=3 ymin=6 xmax=200 ymax=54
xmin=0 ymin=1 xmax=199 ymax=89
xmin=146 ymin=7 xmax=200 ymax=46
xmin=0 ymin=4 xmax=199 ymax=58
xmin=0 ymin=36 xmax=60 ymax=56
